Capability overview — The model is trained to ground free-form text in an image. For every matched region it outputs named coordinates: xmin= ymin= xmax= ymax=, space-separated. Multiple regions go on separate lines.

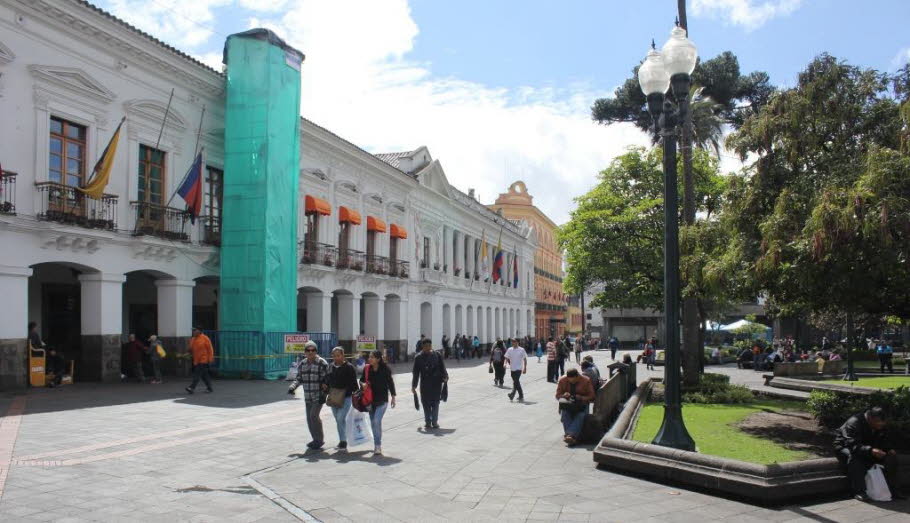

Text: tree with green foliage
xmin=559 ymin=147 xmax=727 ymax=385
xmin=716 ymin=55 xmax=909 ymax=336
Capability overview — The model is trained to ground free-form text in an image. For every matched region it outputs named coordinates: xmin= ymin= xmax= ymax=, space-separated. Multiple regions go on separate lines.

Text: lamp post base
xmin=842 ymin=370 xmax=858 ymax=382
xmin=652 ymin=404 xmax=696 ymax=451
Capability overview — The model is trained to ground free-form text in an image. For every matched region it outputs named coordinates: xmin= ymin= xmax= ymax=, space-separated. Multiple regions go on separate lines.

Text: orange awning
xmin=338 ymin=206 xmax=362 ymax=225
xmin=390 ymin=223 xmax=408 ymax=239
xmin=367 ymin=216 xmax=387 ymax=233
xmin=305 ymin=195 xmax=331 ymax=216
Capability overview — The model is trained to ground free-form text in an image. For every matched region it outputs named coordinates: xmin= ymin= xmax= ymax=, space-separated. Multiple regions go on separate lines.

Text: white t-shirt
xmin=505 ymin=346 xmax=527 ymax=372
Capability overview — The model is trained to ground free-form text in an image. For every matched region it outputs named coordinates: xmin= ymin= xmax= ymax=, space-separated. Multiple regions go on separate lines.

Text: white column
xmin=79 ymin=273 xmax=125 ymax=336
xmin=363 ymin=295 xmax=384 ymax=340
xmin=306 ymin=293 xmax=332 ymax=332
xmin=336 ymin=294 xmax=359 ymax=340
xmin=431 ymin=296 xmax=443 ymax=345
xmin=443 ymin=226 xmax=452 ymax=272
xmin=155 ymin=279 xmax=195 ymax=337
xmin=467 ymin=236 xmax=475 ymax=279
xmin=0 ymin=266 xmax=32 ymax=340
xmin=454 ymin=230 xmax=464 ymax=275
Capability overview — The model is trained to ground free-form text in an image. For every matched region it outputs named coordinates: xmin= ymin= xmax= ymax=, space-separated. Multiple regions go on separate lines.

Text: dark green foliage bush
xmin=673 ymin=373 xmax=754 ymax=404
xmin=807 ymin=386 xmax=910 ymax=449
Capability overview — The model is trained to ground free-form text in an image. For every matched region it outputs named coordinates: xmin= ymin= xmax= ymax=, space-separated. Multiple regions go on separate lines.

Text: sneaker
xmin=185 ymin=387 xmax=194 ymax=395
xmin=431 ymin=422 xmax=439 ymax=429
xmin=337 ymin=441 xmax=348 ymax=452
xmin=854 ymin=493 xmax=871 ymax=503
xmin=374 ymin=446 xmax=382 ymax=455
xmin=424 ymin=422 xmax=431 ymax=429
xmin=508 ymin=392 xmax=515 ymax=401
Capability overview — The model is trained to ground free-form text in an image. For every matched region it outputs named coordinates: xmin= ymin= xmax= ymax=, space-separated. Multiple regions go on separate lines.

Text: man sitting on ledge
xmin=834 ymin=407 xmax=904 ymax=502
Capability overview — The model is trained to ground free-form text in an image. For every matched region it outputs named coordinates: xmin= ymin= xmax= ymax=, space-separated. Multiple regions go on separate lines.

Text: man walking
xmin=288 ymin=341 xmax=329 ymax=450
xmin=505 ymin=338 xmax=528 ymax=402
xmin=185 ymin=327 xmax=214 ymax=394
xmin=557 ymin=338 xmax=569 ymax=377
xmin=412 ymin=338 xmax=448 ymax=429
xmin=609 ymin=336 xmax=619 ymax=360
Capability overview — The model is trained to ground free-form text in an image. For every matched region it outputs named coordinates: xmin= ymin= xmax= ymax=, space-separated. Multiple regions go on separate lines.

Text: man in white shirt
xmin=505 ymin=338 xmax=528 ymax=402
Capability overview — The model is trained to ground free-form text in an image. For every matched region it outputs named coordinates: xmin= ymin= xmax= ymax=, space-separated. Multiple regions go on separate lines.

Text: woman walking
xmin=490 ymin=339 xmax=506 ymax=387
xmin=361 ymin=350 xmax=396 ymax=455
xmin=326 ymin=347 xmax=359 ymax=452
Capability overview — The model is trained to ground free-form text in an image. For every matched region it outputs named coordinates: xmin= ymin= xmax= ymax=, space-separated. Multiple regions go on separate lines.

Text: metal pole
xmin=652 ymin=93 xmax=696 ymax=451
xmin=843 ymin=311 xmax=857 ymax=381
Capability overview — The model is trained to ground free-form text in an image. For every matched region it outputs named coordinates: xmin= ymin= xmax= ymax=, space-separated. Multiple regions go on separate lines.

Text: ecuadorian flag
xmin=492 ymin=238 xmax=504 ymax=283
xmin=177 ymin=150 xmax=204 ymax=224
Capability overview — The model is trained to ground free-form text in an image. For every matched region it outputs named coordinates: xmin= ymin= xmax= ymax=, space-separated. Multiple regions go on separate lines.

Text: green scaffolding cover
xmin=220 ymin=29 xmax=305 ymax=332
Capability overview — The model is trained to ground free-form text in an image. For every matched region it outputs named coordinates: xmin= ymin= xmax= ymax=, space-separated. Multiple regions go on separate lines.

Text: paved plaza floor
xmin=0 ymin=351 xmax=907 ymax=522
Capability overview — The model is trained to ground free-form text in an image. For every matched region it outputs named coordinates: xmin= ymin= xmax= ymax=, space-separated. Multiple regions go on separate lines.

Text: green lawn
xmin=632 ymin=400 xmax=810 ymax=464
xmin=817 ymin=376 xmax=910 ymax=390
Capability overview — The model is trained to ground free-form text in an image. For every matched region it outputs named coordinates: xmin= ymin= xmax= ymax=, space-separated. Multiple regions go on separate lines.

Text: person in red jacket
xmin=185 ymin=327 xmax=214 ymax=394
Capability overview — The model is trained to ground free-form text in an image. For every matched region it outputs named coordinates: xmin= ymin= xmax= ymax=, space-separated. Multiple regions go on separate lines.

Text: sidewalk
xmin=0 ymin=352 xmax=906 ymax=522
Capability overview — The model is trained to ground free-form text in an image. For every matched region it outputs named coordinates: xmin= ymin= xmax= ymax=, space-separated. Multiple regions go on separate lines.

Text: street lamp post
xmin=638 ymin=25 xmax=697 ymax=451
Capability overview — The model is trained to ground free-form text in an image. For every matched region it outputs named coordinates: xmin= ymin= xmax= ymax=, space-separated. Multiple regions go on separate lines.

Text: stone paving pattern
xmin=0 ymin=351 xmax=907 ymax=522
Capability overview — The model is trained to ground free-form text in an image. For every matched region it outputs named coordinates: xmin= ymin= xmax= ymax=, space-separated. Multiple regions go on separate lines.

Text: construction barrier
xmin=204 ymin=331 xmax=337 ymax=380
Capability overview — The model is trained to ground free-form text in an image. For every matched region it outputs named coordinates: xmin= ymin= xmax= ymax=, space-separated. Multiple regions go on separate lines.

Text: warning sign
xmin=356 ymin=335 xmax=376 ymax=352
xmin=284 ymin=334 xmax=310 ymax=353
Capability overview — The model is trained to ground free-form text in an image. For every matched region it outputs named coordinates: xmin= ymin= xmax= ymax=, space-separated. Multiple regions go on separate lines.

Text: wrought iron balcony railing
xmin=336 ymin=249 xmax=365 ymax=271
xmin=200 ymin=215 xmax=220 ymax=246
xmin=1 ymin=170 xmax=16 ymax=215
xmin=130 ymin=201 xmax=190 ymax=241
xmin=366 ymin=254 xmax=390 ymax=275
xmin=390 ymin=260 xmax=409 ymax=279
xmin=301 ymin=242 xmax=337 ymax=267
xmin=36 ymin=182 xmax=117 ymax=230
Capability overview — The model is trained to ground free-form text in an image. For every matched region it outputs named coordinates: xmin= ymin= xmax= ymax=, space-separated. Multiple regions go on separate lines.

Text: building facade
xmin=488 ymin=182 xmax=565 ymax=339
xmin=0 ymin=0 xmax=536 ymax=389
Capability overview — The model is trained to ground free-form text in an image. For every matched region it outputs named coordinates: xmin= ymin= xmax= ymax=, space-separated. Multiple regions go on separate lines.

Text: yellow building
xmin=489 ymin=181 xmax=566 ymax=338
xmin=567 ymin=295 xmax=583 ymax=336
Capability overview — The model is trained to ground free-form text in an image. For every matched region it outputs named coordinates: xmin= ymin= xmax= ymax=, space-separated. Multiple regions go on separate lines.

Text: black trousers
xmin=837 ymin=448 xmax=900 ymax=496
xmin=879 ymin=354 xmax=894 ymax=373
xmin=493 ymin=361 xmax=506 ymax=384
xmin=547 ymin=361 xmax=558 ymax=382
xmin=189 ymin=363 xmax=213 ymax=391
xmin=558 ymin=358 xmax=566 ymax=376
xmin=510 ymin=370 xmax=524 ymax=399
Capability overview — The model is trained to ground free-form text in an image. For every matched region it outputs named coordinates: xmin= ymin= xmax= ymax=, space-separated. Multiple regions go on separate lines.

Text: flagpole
xmin=192 ymin=105 xmax=206 ymax=158
xmin=135 ymin=88 xmax=174 ymax=235
xmin=154 ymin=88 xmax=175 ymax=151
xmin=487 ymin=224 xmax=504 ymax=295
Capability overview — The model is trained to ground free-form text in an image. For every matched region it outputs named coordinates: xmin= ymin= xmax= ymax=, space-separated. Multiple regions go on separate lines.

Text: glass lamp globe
xmin=638 ymin=46 xmax=670 ymax=96
xmin=661 ymin=25 xmax=697 ymax=76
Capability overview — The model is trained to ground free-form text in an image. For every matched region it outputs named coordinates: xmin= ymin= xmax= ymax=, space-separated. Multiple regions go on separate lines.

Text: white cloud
xmin=106 ymin=0 xmax=650 ymax=225
xmin=891 ymin=47 xmax=910 ymax=71
xmin=246 ymin=0 xmax=647 ymax=224
xmin=691 ymin=0 xmax=804 ymax=31
xmin=104 ymin=0 xmax=231 ymax=48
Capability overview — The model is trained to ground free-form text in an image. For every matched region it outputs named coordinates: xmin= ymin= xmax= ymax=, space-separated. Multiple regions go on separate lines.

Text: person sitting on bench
xmin=834 ymin=407 xmax=904 ymax=502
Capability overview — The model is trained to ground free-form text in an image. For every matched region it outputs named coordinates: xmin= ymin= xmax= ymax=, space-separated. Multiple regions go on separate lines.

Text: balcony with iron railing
xmin=130 ymin=201 xmax=190 ymax=241
xmin=35 ymin=182 xmax=117 ymax=230
xmin=1 ymin=170 xmax=16 ymax=215
xmin=365 ymin=254 xmax=390 ymax=276
xmin=200 ymin=215 xmax=220 ymax=246
xmin=390 ymin=260 xmax=409 ymax=279
xmin=336 ymin=249 xmax=365 ymax=272
xmin=301 ymin=242 xmax=337 ymax=267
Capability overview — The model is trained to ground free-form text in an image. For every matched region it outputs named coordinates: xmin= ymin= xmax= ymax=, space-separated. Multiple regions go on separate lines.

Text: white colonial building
xmin=0 ymin=0 xmax=536 ymax=388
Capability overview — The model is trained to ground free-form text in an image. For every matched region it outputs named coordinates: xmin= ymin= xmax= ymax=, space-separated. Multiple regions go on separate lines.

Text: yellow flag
xmin=78 ymin=117 xmax=125 ymax=199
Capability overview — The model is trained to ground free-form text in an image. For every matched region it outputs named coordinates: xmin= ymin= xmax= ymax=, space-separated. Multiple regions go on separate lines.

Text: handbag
xmin=558 ymin=382 xmax=586 ymax=414
xmin=488 ymin=365 xmax=494 ymax=374
xmin=352 ymin=366 xmax=373 ymax=412
xmin=156 ymin=345 xmax=167 ymax=358
xmin=865 ymin=464 xmax=892 ymax=501
xmin=326 ymin=387 xmax=346 ymax=408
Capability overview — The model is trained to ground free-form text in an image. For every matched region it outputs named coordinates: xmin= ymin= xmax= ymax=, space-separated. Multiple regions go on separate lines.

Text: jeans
xmin=331 ymin=396 xmax=352 ymax=443
xmin=189 ymin=363 xmax=212 ymax=391
xmin=150 ymin=358 xmax=162 ymax=381
xmin=370 ymin=402 xmax=388 ymax=445
xmin=510 ymin=370 xmax=524 ymax=399
xmin=561 ymin=409 xmax=586 ymax=438
xmin=305 ymin=401 xmax=324 ymax=445
xmin=423 ymin=399 xmax=440 ymax=424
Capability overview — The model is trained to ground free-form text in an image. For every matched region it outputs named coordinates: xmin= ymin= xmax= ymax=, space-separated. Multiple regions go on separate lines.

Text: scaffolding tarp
xmin=220 ymin=29 xmax=304 ymax=332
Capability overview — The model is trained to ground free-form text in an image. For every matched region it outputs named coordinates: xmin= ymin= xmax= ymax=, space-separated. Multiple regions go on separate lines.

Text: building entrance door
xmin=41 ymin=283 xmax=81 ymax=356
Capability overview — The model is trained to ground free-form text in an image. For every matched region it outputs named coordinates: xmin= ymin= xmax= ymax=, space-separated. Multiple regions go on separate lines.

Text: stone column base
xmin=0 ymin=338 xmax=27 ymax=390
xmin=80 ymin=334 xmax=122 ymax=382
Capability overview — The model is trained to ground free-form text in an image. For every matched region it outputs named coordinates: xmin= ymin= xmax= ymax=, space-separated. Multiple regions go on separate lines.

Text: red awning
xmin=390 ymin=223 xmax=408 ymax=239
xmin=305 ymin=195 xmax=331 ymax=216
xmin=338 ymin=206 xmax=362 ymax=225
xmin=367 ymin=216 xmax=387 ymax=233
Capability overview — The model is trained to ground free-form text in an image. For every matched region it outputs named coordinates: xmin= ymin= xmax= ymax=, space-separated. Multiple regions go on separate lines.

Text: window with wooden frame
xmin=49 ymin=117 xmax=86 ymax=188
xmin=338 ymin=222 xmax=350 ymax=253
xmin=204 ymin=166 xmax=222 ymax=224
xmin=306 ymin=214 xmax=319 ymax=246
xmin=390 ymin=236 xmax=398 ymax=262
xmin=137 ymin=144 xmax=166 ymax=227
xmin=366 ymin=230 xmax=376 ymax=257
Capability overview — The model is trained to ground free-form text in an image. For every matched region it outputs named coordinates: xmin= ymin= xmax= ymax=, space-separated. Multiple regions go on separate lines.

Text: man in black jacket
xmin=834 ymin=407 xmax=903 ymax=501
xmin=412 ymin=339 xmax=448 ymax=429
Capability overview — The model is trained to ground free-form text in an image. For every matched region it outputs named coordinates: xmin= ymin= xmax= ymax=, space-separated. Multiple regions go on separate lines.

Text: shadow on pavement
xmin=417 ymin=427 xmax=456 ymax=437
xmin=290 ymin=450 xmax=403 ymax=466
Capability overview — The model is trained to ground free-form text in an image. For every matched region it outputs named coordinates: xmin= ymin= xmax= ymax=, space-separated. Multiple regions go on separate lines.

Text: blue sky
xmin=96 ymin=0 xmax=910 ymax=224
